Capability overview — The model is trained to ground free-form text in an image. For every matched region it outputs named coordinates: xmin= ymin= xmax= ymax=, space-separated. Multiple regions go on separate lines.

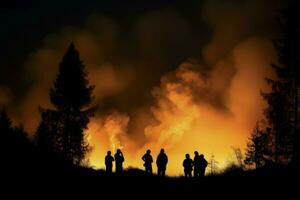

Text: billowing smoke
xmin=145 ymin=61 xmax=205 ymax=148
xmin=142 ymin=37 xmax=276 ymax=175
xmin=4 ymin=0 xmax=282 ymax=175
xmin=100 ymin=111 xmax=129 ymax=151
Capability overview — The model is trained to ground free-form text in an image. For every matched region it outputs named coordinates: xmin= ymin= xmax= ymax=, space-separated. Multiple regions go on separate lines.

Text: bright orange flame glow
xmin=87 ymin=37 xmax=276 ymax=176
xmin=5 ymin=2 xmax=278 ymax=176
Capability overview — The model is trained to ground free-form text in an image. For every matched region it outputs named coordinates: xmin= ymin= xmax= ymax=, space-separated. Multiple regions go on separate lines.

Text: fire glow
xmin=4 ymin=0 xmax=280 ymax=176
xmin=87 ymin=38 xmax=276 ymax=175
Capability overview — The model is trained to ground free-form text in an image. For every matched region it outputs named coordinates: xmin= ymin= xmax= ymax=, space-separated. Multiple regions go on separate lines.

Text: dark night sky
xmin=0 ymin=0 xmax=206 ymax=101
xmin=0 ymin=0 xmax=209 ymax=106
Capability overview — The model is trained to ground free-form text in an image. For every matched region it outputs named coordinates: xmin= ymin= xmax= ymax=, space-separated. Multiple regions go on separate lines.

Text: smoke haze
xmin=1 ymin=0 xmax=282 ymax=175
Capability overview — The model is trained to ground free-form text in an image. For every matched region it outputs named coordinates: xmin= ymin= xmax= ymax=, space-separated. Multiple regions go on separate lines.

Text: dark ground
xmin=2 ymin=163 xmax=299 ymax=198
xmin=1 ymin=142 xmax=299 ymax=198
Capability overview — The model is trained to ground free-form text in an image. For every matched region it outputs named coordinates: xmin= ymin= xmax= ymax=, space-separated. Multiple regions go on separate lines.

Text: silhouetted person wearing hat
xmin=114 ymin=149 xmax=124 ymax=174
xmin=193 ymin=151 xmax=201 ymax=177
xmin=142 ymin=149 xmax=153 ymax=174
xmin=156 ymin=148 xmax=168 ymax=176
xmin=105 ymin=151 xmax=114 ymax=174
xmin=183 ymin=154 xmax=193 ymax=178
xmin=199 ymin=154 xmax=208 ymax=177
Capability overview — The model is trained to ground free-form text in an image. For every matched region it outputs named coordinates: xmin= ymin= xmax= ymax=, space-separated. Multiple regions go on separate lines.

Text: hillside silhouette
xmin=0 ymin=117 xmax=298 ymax=197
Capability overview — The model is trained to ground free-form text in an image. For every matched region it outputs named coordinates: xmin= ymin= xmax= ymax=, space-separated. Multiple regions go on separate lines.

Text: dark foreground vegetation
xmin=2 ymin=141 xmax=298 ymax=193
xmin=0 ymin=123 xmax=298 ymax=197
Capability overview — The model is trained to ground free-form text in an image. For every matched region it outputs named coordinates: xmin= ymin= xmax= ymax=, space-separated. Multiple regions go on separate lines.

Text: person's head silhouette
xmin=147 ymin=149 xmax=151 ymax=154
xmin=107 ymin=151 xmax=111 ymax=155
xmin=160 ymin=148 xmax=164 ymax=154
xmin=186 ymin=154 xmax=190 ymax=159
xmin=117 ymin=149 xmax=121 ymax=154
xmin=200 ymin=154 xmax=204 ymax=158
xmin=194 ymin=151 xmax=199 ymax=156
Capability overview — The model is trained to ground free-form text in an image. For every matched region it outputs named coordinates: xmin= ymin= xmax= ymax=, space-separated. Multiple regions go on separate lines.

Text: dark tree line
xmin=244 ymin=122 xmax=270 ymax=168
xmin=0 ymin=43 xmax=96 ymax=177
xmin=0 ymin=107 xmax=38 ymax=176
xmin=0 ymin=108 xmax=32 ymax=158
xmin=245 ymin=0 xmax=300 ymax=168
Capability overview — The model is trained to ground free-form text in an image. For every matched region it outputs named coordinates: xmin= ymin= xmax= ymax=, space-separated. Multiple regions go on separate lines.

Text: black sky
xmin=0 ymin=0 xmax=207 ymax=104
xmin=0 ymin=0 xmax=204 ymax=99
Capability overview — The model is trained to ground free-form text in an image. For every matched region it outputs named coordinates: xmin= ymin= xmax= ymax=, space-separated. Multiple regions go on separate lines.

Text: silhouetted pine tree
xmin=36 ymin=43 xmax=95 ymax=165
xmin=261 ymin=84 xmax=292 ymax=164
xmin=261 ymin=0 xmax=300 ymax=165
xmin=0 ymin=108 xmax=34 ymax=171
xmin=0 ymin=108 xmax=12 ymax=135
xmin=0 ymin=108 xmax=12 ymax=157
xmin=282 ymin=0 xmax=300 ymax=166
xmin=244 ymin=122 xmax=269 ymax=168
xmin=11 ymin=125 xmax=29 ymax=148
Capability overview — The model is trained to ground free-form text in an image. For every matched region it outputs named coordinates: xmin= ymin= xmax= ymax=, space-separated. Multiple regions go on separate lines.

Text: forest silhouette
xmin=0 ymin=1 xmax=299 ymax=192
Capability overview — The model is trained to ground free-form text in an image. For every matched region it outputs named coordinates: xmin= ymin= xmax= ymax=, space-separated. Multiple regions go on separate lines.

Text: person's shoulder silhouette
xmin=115 ymin=149 xmax=124 ymax=161
xmin=183 ymin=154 xmax=192 ymax=166
xmin=157 ymin=148 xmax=168 ymax=166
xmin=114 ymin=149 xmax=124 ymax=173
xmin=142 ymin=149 xmax=153 ymax=174
xmin=157 ymin=148 xmax=168 ymax=176
xmin=105 ymin=151 xmax=114 ymax=163
xmin=183 ymin=153 xmax=193 ymax=177
xmin=105 ymin=151 xmax=114 ymax=174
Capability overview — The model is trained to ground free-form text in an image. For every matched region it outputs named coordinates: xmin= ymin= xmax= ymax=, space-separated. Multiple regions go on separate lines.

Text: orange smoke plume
xmin=3 ymin=0 xmax=281 ymax=176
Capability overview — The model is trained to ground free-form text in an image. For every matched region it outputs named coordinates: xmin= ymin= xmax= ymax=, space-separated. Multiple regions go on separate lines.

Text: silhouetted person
xmin=199 ymin=154 xmax=208 ymax=177
xmin=193 ymin=151 xmax=201 ymax=177
xmin=183 ymin=154 xmax=193 ymax=178
xmin=156 ymin=148 xmax=168 ymax=176
xmin=142 ymin=149 xmax=153 ymax=174
xmin=105 ymin=151 xmax=114 ymax=174
xmin=114 ymin=149 xmax=124 ymax=174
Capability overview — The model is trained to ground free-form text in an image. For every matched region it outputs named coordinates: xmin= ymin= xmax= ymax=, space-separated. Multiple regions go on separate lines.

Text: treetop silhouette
xmin=50 ymin=42 xmax=94 ymax=110
xmin=36 ymin=42 xmax=95 ymax=165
